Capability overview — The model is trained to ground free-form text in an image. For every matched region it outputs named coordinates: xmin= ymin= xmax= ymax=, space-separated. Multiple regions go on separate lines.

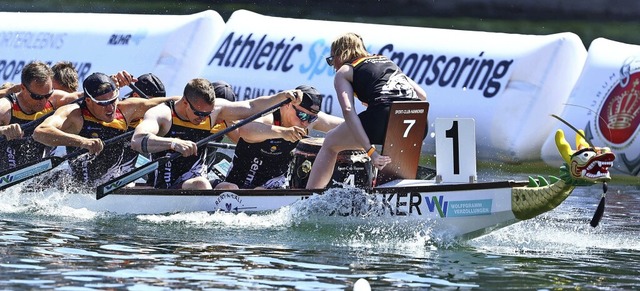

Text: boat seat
xmin=376 ymin=101 xmax=430 ymax=185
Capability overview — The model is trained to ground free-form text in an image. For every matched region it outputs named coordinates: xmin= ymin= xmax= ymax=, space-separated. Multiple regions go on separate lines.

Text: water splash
xmin=0 ymin=172 xmax=99 ymax=220
xmin=137 ymin=209 xmax=293 ymax=229
xmin=133 ymin=187 xmax=463 ymax=250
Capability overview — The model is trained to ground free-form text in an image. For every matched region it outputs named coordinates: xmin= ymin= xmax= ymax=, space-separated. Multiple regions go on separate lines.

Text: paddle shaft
xmin=63 ymin=130 xmax=135 ymax=160
xmin=190 ymin=99 xmax=290 ymax=156
xmin=0 ymin=130 xmax=134 ymax=191
xmin=207 ymin=142 xmax=236 ymax=150
xmin=128 ymin=84 xmax=149 ymax=99
xmin=96 ymin=98 xmax=292 ymax=199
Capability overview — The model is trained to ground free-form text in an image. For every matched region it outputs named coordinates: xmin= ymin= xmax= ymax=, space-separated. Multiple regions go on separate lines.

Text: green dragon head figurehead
xmin=555 ymin=129 xmax=616 ymax=183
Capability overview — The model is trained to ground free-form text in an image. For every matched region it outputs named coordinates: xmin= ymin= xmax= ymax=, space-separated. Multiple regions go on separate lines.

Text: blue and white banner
xmin=541 ymin=38 xmax=640 ymax=176
xmin=2 ymin=9 xmax=609 ymax=167
xmin=201 ymin=10 xmax=587 ymax=162
xmin=0 ymin=10 xmax=225 ymax=96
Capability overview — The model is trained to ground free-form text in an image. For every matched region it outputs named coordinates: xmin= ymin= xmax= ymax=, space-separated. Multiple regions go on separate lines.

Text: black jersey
xmin=152 ymin=101 xmax=226 ymax=189
xmin=350 ymin=55 xmax=421 ymax=144
xmin=350 ymin=55 xmax=419 ymax=107
xmin=67 ymin=102 xmax=137 ymax=186
xmin=224 ymin=110 xmax=298 ymax=189
xmin=0 ymin=93 xmax=55 ymax=169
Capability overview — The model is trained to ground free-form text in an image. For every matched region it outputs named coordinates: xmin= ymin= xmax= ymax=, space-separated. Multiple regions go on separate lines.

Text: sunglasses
xmin=24 ymin=86 xmax=53 ymax=100
xmin=325 ymin=56 xmax=334 ymax=66
xmin=293 ymin=106 xmax=318 ymax=123
xmin=186 ymin=97 xmax=212 ymax=117
xmin=88 ymin=88 xmax=119 ymax=106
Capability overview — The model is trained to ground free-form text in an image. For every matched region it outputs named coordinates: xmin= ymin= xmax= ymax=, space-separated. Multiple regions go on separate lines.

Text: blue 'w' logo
xmin=104 ymin=181 xmax=123 ymax=191
xmin=0 ymin=175 xmax=14 ymax=185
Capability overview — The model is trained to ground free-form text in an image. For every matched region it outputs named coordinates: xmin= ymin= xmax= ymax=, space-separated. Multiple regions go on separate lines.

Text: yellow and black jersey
xmin=152 ymin=101 xmax=227 ymax=189
xmin=0 ymin=93 xmax=55 ymax=170
xmin=67 ymin=102 xmax=137 ymax=186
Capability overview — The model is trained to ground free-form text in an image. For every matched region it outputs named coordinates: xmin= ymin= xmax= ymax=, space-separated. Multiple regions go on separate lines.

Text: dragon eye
xmin=576 ymin=151 xmax=595 ymax=163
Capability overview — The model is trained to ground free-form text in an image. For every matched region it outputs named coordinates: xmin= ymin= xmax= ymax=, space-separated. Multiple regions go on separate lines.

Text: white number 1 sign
xmin=435 ymin=118 xmax=477 ymax=183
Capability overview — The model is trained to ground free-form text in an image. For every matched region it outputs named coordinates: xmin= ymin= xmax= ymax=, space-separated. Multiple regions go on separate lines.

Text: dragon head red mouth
xmin=570 ymin=147 xmax=616 ymax=182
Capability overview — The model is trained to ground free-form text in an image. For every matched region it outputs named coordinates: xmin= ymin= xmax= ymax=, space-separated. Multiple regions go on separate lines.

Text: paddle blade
xmin=0 ymin=157 xmax=61 ymax=191
xmin=589 ymin=196 xmax=606 ymax=227
xmin=96 ymin=160 xmax=159 ymax=199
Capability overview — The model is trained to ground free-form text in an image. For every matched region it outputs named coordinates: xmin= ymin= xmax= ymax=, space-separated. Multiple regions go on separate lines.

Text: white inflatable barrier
xmin=541 ymin=38 xmax=640 ymax=176
xmin=201 ymin=10 xmax=586 ymax=162
xmin=0 ymin=10 xmax=225 ymax=96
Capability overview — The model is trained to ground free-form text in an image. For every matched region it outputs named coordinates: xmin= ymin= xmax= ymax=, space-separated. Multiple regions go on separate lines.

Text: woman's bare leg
xmin=306 ymin=123 xmax=360 ymax=189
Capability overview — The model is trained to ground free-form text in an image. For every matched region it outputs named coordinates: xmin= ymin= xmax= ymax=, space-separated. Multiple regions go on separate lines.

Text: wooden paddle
xmin=96 ymin=98 xmax=292 ymax=199
xmin=0 ymin=130 xmax=135 ymax=191
xmin=0 ymin=96 xmax=86 ymax=143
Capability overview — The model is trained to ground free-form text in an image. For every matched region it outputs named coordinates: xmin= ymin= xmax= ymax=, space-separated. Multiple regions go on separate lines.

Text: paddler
xmin=129 ymin=78 xmax=303 ymax=190
xmin=215 ymin=85 xmax=343 ymax=190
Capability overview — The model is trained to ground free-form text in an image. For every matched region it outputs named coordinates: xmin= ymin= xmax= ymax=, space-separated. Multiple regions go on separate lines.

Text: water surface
xmin=1 ymin=180 xmax=638 ymax=290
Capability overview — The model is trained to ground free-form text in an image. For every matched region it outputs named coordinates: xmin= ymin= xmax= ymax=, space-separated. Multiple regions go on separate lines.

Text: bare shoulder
xmin=337 ymin=64 xmax=353 ymax=74
xmin=121 ymin=97 xmax=167 ymax=109
xmin=50 ymin=90 xmax=81 ymax=108
xmin=42 ymin=103 xmax=83 ymax=131
xmin=335 ymin=65 xmax=354 ymax=82
xmin=214 ymin=98 xmax=237 ymax=119
xmin=56 ymin=102 xmax=82 ymax=115
xmin=255 ymin=114 xmax=274 ymax=124
xmin=0 ymin=97 xmax=11 ymax=125
xmin=136 ymin=102 xmax=172 ymax=135
xmin=214 ymin=98 xmax=233 ymax=109
xmin=143 ymin=102 xmax=171 ymax=120
xmin=0 ymin=96 xmax=11 ymax=110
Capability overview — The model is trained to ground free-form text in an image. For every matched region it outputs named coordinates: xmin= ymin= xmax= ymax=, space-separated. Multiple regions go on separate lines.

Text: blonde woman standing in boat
xmin=305 ymin=32 xmax=427 ymax=189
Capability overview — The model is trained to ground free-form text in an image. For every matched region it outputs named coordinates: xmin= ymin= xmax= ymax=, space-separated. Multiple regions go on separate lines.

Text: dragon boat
xmin=3 ymin=101 xmax=615 ymax=239
xmin=54 ymin=125 xmax=614 ymax=239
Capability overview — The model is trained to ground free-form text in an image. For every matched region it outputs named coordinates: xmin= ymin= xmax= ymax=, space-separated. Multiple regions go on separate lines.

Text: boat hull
xmin=60 ymin=180 xmax=530 ymax=239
